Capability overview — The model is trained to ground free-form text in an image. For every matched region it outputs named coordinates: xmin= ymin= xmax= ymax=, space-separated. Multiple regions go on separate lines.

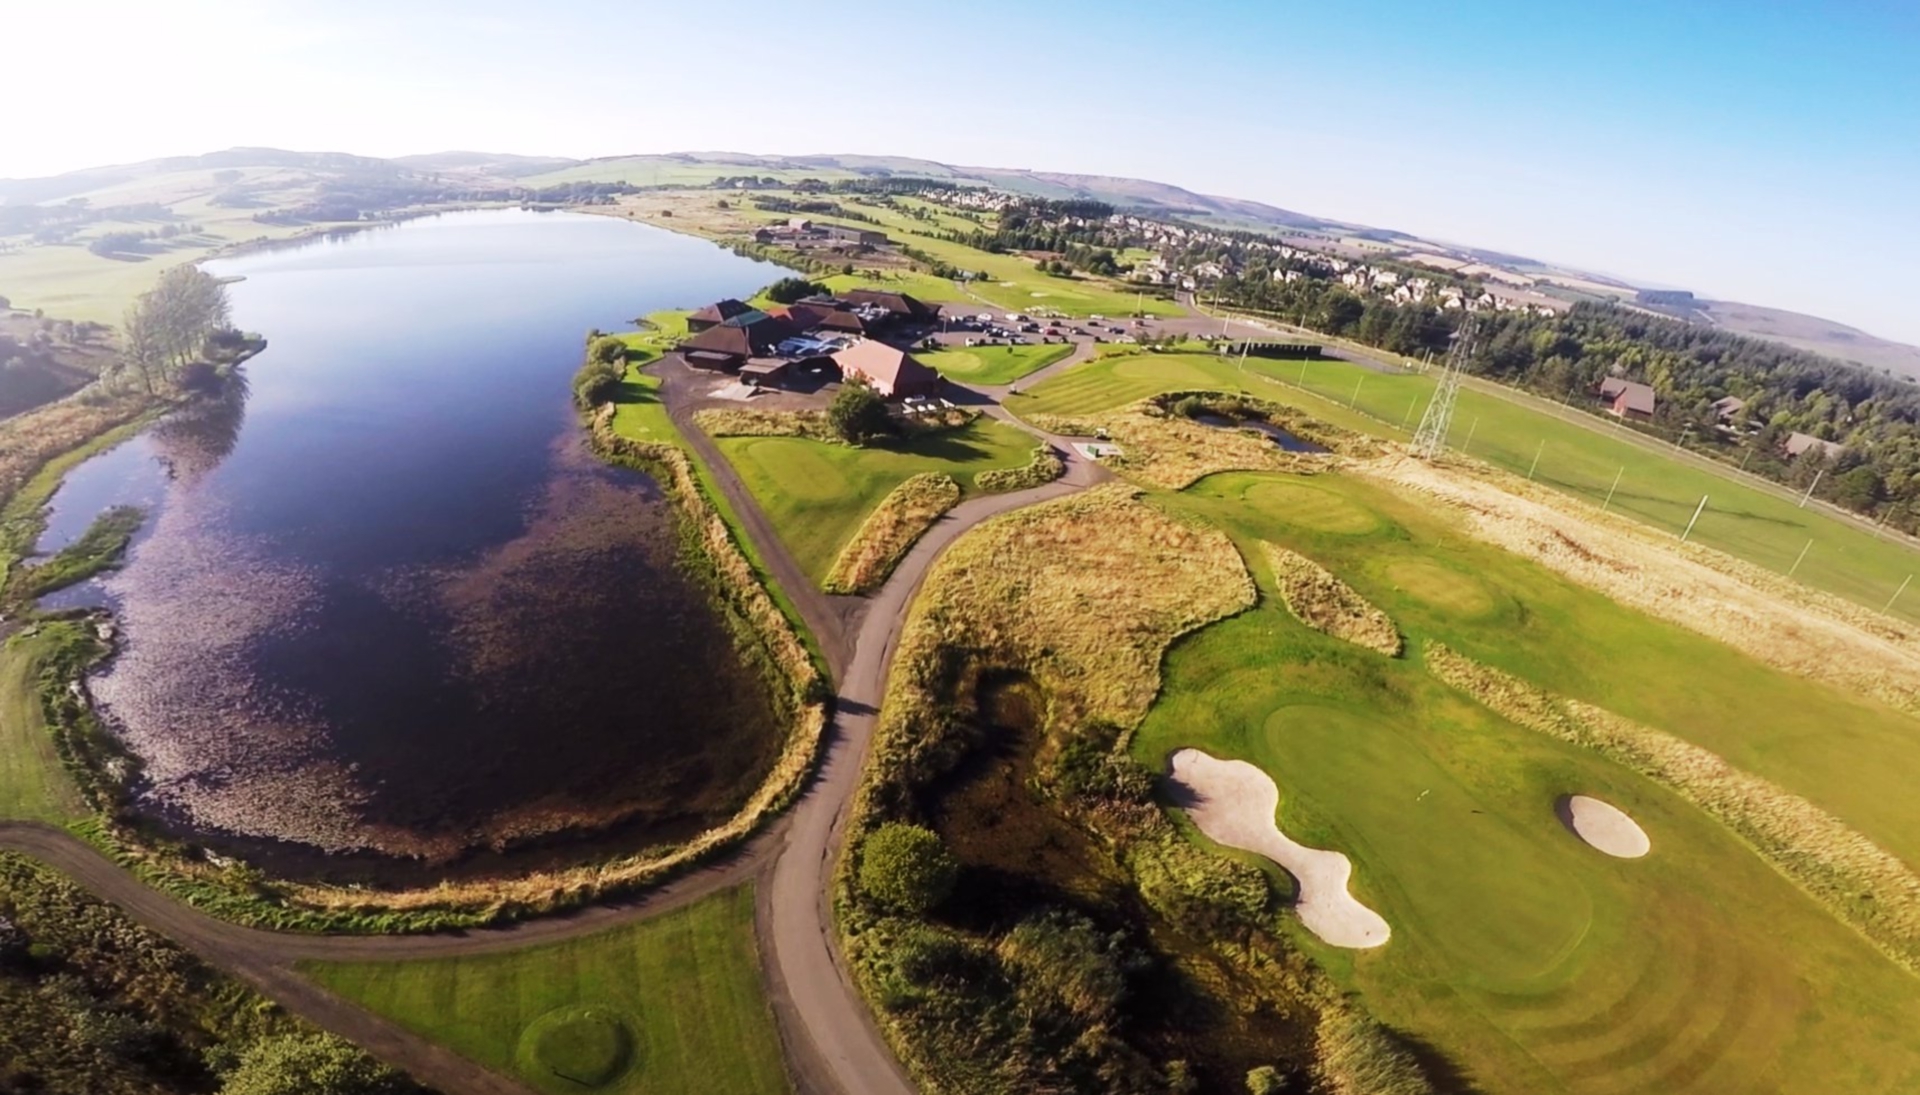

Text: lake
xmin=35 ymin=209 xmax=790 ymax=883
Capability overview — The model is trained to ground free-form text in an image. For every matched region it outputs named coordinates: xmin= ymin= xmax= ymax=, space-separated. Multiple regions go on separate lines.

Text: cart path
xmin=0 ymin=364 xmax=1111 ymax=1095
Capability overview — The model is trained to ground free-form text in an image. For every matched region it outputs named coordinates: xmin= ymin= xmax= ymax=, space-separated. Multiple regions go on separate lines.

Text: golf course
xmin=1134 ymin=470 xmax=1920 ymax=1093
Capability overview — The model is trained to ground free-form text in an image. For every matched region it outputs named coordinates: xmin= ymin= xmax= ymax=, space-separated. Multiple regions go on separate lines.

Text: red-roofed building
xmin=831 ymin=340 xmax=942 ymax=399
xmin=687 ymin=299 xmax=754 ymax=332
xmin=1599 ymin=376 xmax=1657 ymax=420
xmin=678 ymin=310 xmax=793 ymax=371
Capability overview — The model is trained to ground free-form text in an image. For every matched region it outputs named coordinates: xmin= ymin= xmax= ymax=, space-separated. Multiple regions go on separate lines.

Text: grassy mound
xmin=823 ymin=472 xmax=961 ymax=594
xmin=521 ymin=1006 xmax=638 ymax=1089
xmin=1265 ymin=543 xmax=1402 ymax=656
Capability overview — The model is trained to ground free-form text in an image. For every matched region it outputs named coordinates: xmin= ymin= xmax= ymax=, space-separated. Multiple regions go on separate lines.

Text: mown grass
xmin=0 ymin=628 xmax=88 ymax=823
xmin=1137 ymin=471 xmax=1920 ymax=1094
xmin=714 ymin=419 xmax=1038 ymax=585
xmin=918 ymin=342 xmax=1071 ymax=386
xmin=1017 ymin=351 xmax=1920 ymax=626
xmin=301 ymin=885 xmax=790 ymax=1095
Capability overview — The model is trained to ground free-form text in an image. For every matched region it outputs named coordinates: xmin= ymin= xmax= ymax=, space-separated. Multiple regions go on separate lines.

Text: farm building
xmin=832 ymin=340 xmax=942 ymax=400
xmin=1599 ymin=377 xmax=1657 ymax=420
xmin=824 ymin=225 xmax=888 ymax=246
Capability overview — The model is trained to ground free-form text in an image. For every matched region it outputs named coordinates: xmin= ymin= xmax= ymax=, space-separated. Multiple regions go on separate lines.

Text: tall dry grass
xmin=1265 ymin=544 xmax=1402 ymax=656
xmin=973 ymin=444 xmax=1063 ymax=494
xmin=1362 ymin=451 xmax=1920 ymax=716
xmin=1028 ymin=391 xmax=1365 ymax=490
xmin=693 ymin=407 xmax=837 ymax=441
xmin=823 ymin=472 xmax=961 ymax=594
xmin=1427 ymin=642 xmax=1920 ymax=973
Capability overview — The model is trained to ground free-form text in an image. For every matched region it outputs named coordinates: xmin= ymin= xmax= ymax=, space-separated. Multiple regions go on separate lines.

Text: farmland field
xmin=1135 ymin=471 xmax=1920 ymax=1094
xmin=714 ymin=419 xmax=1037 ymax=585
xmin=0 ymin=627 xmax=86 ymax=823
xmin=301 ymin=886 xmax=790 ymax=1095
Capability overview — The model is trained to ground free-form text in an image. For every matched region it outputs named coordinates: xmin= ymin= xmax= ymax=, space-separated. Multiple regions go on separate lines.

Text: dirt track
xmin=0 ymin=347 xmax=1115 ymax=1095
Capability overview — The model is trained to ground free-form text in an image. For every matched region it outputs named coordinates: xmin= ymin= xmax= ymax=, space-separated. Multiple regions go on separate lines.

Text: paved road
xmin=0 ymin=353 xmax=1111 ymax=1095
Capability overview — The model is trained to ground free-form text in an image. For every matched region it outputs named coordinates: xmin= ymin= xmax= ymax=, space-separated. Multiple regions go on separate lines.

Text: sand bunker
xmin=1166 ymin=748 xmax=1390 ymax=949
xmin=1559 ymin=794 xmax=1651 ymax=858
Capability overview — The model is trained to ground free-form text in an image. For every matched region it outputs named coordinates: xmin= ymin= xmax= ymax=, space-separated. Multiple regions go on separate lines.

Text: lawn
xmin=301 ymin=885 xmax=790 ymax=1095
xmin=714 ymin=419 xmax=1038 ymax=586
xmin=0 ymin=628 xmax=85 ymax=823
xmin=918 ymin=343 xmax=1071 ymax=386
xmin=1014 ymin=350 xmax=1920 ymax=627
xmin=1136 ymin=472 xmax=1920 ymax=1094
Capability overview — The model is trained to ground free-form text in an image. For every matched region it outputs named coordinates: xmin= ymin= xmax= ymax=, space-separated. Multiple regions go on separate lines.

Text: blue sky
xmin=6 ymin=0 xmax=1917 ymax=342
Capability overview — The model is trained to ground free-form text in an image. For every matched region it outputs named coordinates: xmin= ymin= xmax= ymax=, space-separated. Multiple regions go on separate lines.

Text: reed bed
xmin=1265 ymin=544 xmax=1402 ymax=656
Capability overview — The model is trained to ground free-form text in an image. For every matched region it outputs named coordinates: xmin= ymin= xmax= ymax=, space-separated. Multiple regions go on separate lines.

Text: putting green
xmin=1379 ymin=557 xmax=1496 ymax=618
xmin=1241 ymin=479 xmax=1379 ymax=534
xmin=520 ymin=1006 xmax=638 ymax=1089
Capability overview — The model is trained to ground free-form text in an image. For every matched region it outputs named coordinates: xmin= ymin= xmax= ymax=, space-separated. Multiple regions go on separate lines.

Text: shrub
xmin=587 ymin=335 xmax=627 ymax=366
xmin=1247 ymin=1065 xmax=1289 ymax=1094
xmin=219 ymin=1033 xmax=414 ymax=1095
xmin=828 ymin=380 xmax=893 ymax=443
xmin=995 ymin=911 xmax=1138 ymax=1022
xmin=974 ymin=445 xmax=1064 ymax=493
xmin=764 ymin=276 xmax=823 ymax=304
xmin=858 ymin=823 xmax=958 ymax=914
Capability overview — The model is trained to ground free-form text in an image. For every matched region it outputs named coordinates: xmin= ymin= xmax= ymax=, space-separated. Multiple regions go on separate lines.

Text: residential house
xmin=832 ymin=340 xmax=942 ymax=399
xmin=1784 ymin=432 xmax=1847 ymax=461
xmin=1599 ymin=377 xmax=1657 ymax=420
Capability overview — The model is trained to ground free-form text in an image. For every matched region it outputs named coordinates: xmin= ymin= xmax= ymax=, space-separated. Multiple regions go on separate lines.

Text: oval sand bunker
xmin=1166 ymin=748 xmax=1390 ymax=949
xmin=1560 ymin=794 xmax=1651 ymax=858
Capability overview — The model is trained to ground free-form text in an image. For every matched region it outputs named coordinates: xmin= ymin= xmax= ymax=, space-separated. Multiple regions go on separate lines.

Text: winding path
xmin=0 ymin=351 xmax=1112 ymax=1095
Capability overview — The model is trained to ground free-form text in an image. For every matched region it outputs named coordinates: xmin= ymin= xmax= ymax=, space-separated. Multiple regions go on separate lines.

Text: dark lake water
xmin=36 ymin=209 xmax=790 ymax=883
xmin=1192 ymin=413 xmax=1328 ymax=453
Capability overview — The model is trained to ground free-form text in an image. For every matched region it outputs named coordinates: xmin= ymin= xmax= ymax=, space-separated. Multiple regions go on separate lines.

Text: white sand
xmin=1562 ymin=794 xmax=1651 ymax=858
xmin=1166 ymin=749 xmax=1390 ymax=949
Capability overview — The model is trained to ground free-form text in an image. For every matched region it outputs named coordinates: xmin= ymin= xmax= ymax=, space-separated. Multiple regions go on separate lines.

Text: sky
xmin=5 ymin=0 xmax=1918 ymax=342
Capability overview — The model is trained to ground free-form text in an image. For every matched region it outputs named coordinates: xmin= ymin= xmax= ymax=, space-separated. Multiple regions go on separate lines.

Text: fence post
xmin=1601 ymin=466 xmax=1625 ymax=513
xmin=1350 ymin=375 xmax=1365 ymax=409
xmin=1681 ymin=494 xmax=1709 ymax=542
xmin=1787 ymin=538 xmax=1813 ymax=578
xmin=1527 ymin=440 xmax=1545 ymax=481
xmin=1886 ymin=574 xmax=1913 ymax=614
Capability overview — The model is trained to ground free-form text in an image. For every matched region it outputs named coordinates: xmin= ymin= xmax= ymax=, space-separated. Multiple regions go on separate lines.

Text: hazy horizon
xmin=5 ymin=0 xmax=1915 ymax=344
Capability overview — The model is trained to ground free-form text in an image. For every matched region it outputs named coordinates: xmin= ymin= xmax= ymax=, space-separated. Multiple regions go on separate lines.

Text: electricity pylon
xmin=1411 ymin=320 xmax=1476 ymax=460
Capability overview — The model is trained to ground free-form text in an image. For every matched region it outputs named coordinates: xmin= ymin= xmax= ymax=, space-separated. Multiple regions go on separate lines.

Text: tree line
xmin=117 ymin=266 xmax=235 ymax=395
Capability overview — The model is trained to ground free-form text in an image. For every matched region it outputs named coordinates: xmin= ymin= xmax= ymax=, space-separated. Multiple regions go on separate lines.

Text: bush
xmin=858 ymin=823 xmax=958 ymax=914
xmin=828 ymin=380 xmax=893 ymax=444
xmin=1247 ymin=1065 xmax=1289 ymax=1094
xmin=587 ymin=335 xmax=627 ymax=366
xmin=764 ymin=276 xmax=823 ymax=304
xmin=220 ymin=1033 xmax=413 ymax=1095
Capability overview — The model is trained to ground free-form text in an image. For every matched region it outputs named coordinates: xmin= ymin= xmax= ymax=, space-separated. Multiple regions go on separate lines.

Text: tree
xmin=828 ymin=380 xmax=893 ymax=444
xmin=587 ymin=335 xmax=627 ymax=367
xmin=765 ymin=276 xmax=823 ymax=304
xmin=220 ymin=1034 xmax=412 ymax=1095
xmin=857 ymin=822 xmax=957 ymax=913
xmin=1246 ymin=1065 xmax=1289 ymax=1094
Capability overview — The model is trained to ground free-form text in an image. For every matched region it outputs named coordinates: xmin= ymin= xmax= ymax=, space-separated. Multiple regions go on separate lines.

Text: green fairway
xmin=1137 ymin=473 xmax=1920 ymax=1094
xmin=0 ymin=629 xmax=86 ymax=823
xmin=301 ymin=886 xmax=789 ymax=1095
xmin=714 ymin=419 xmax=1038 ymax=585
xmin=818 ymin=271 xmax=971 ymax=305
xmin=918 ymin=343 xmax=1071 ymax=385
xmin=1014 ymin=350 xmax=1920 ymax=626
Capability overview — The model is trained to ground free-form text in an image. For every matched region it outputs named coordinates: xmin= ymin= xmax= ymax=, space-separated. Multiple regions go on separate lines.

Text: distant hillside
xmin=391 ymin=151 xmax=579 ymax=178
xmin=1698 ymin=300 xmax=1920 ymax=380
xmin=0 ymin=148 xmax=400 ymax=206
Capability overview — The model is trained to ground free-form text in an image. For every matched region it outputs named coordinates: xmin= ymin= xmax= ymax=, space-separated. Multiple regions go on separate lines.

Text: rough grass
xmin=1265 ymin=544 xmax=1402 ymax=656
xmin=1427 ymin=642 xmax=1920 ymax=974
xmin=973 ymin=444 xmax=1064 ymax=494
xmin=301 ymin=885 xmax=790 ymax=1095
xmin=823 ymin=472 xmax=961 ymax=595
xmin=1359 ymin=451 xmax=1920 ymax=716
xmin=1028 ymin=391 xmax=1364 ymax=490
xmin=694 ymin=407 xmax=837 ymax=441
xmin=4 ymin=504 xmax=142 ymax=604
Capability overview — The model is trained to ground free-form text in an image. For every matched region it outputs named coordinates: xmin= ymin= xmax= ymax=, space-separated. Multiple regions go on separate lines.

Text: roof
xmin=690 ymin=299 xmax=752 ymax=324
xmin=1606 ymin=379 xmax=1656 ymax=415
xmin=1712 ymin=395 xmax=1747 ymax=417
xmin=740 ymin=359 xmax=789 ymax=377
xmin=777 ymin=302 xmax=869 ymax=334
xmin=680 ymin=313 xmax=793 ymax=358
xmin=840 ymin=289 xmax=940 ymax=323
xmin=831 ymin=340 xmax=940 ymax=396
xmin=719 ymin=308 xmax=773 ymax=329
xmin=1785 ymin=431 xmax=1846 ymax=459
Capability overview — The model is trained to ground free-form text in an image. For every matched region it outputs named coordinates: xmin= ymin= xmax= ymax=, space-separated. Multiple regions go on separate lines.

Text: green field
xmin=1012 ymin=350 xmax=1920 ymax=626
xmin=918 ymin=343 xmax=1071 ymax=386
xmin=0 ymin=629 xmax=85 ymax=823
xmin=1136 ymin=471 xmax=1920 ymax=1094
xmin=302 ymin=886 xmax=790 ymax=1095
xmin=817 ymin=271 xmax=972 ymax=305
xmin=715 ymin=419 xmax=1037 ymax=585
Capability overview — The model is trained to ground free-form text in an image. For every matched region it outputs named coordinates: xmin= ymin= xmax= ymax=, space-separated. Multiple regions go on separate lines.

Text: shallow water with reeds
xmin=34 ymin=209 xmax=788 ymax=883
